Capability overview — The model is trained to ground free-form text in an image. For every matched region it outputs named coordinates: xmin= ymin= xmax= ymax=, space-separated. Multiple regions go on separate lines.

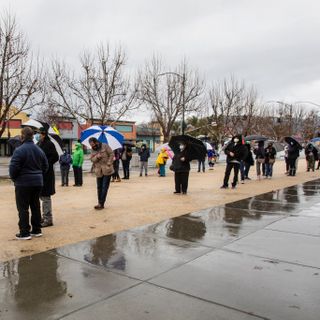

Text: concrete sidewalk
xmin=0 ymin=179 xmax=319 ymax=319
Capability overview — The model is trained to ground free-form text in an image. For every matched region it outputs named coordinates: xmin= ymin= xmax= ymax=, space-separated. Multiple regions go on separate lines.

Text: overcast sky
xmin=1 ymin=0 xmax=320 ymax=119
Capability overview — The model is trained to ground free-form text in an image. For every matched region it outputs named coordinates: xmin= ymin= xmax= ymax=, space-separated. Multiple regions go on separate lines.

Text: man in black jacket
xmin=9 ymin=127 xmax=48 ymax=239
xmin=138 ymin=144 xmax=150 ymax=176
xmin=38 ymin=127 xmax=59 ymax=227
xmin=221 ymin=135 xmax=246 ymax=189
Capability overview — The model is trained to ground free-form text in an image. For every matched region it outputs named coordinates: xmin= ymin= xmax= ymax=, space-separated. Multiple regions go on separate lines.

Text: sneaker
xmin=30 ymin=231 xmax=43 ymax=237
xmin=173 ymin=191 xmax=181 ymax=194
xmin=94 ymin=204 xmax=105 ymax=210
xmin=220 ymin=185 xmax=228 ymax=189
xmin=41 ymin=221 xmax=53 ymax=228
xmin=241 ymin=180 xmax=245 ymax=184
xmin=15 ymin=233 xmax=31 ymax=240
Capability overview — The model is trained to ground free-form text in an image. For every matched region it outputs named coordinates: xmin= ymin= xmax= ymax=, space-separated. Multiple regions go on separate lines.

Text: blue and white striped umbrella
xmin=80 ymin=125 xmax=124 ymax=150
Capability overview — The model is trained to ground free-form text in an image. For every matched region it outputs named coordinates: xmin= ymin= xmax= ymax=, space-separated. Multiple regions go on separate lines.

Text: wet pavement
xmin=1 ymin=180 xmax=320 ymax=319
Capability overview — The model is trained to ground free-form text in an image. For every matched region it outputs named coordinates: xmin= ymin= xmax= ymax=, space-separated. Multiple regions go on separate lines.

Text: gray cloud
xmin=1 ymin=0 xmax=320 ymax=109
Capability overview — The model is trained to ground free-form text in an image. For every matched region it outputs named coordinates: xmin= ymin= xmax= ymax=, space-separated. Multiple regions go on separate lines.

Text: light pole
xmin=157 ymin=72 xmax=186 ymax=135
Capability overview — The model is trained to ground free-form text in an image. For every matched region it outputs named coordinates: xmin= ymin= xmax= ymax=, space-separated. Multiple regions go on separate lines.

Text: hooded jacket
xmin=72 ymin=143 xmax=84 ymax=167
xmin=139 ymin=145 xmax=150 ymax=162
xmin=156 ymin=148 xmax=169 ymax=166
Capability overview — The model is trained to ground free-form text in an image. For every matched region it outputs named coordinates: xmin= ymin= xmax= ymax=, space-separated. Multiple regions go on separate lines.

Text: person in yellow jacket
xmin=156 ymin=148 xmax=169 ymax=177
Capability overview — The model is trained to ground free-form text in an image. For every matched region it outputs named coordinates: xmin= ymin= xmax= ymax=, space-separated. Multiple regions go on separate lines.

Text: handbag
xmin=257 ymin=158 xmax=265 ymax=164
xmin=269 ymin=158 xmax=275 ymax=164
xmin=169 ymin=164 xmax=174 ymax=171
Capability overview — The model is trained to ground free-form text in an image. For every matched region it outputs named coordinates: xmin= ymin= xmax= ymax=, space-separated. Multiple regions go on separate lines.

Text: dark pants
xmin=61 ymin=166 xmax=70 ymax=186
xmin=288 ymin=158 xmax=297 ymax=176
xmin=174 ymin=172 xmax=189 ymax=193
xmin=73 ymin=166 xmax=83 ymax=186
xmin=122 ymin=160 xmax=130 ymax=179
xmin=15 ymin=186 xmax=42 ymax=236
xmin=244 ymin=162 xmax=251 ymax=178
xmin=265 ymin=163 xmax=274 ymax=177
xmin=240 ymin=161 xmax=245 ymax=181
xmin=223 ymin=162 xmax=240 ymax=187
xmin=97 ymin=175 xmax=111 ymax=206
xmin=112 ymin=160 xmax=120 ymax=180
xmin=197 ymin=160 xmax=205 ymax=172
xmin=285 ymin=157 xmax=290 ymax=172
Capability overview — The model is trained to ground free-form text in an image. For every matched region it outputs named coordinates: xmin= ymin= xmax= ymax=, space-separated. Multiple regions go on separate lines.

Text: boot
xmin=41 ymin=219 xmax=53 ymax=228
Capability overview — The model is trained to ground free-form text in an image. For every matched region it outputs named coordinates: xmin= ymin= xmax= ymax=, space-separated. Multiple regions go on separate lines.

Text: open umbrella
xmin=22 ymin=119 xmax=64 ymax=155
xmin=311 ymin=137 xmax=320 ymax=143
xmin=155 ymin=143 xmax=174 ymax=159
xmin=169 ymin=135 xmax=207 ymax=161
xmin=244 ymin=135 xmax=268 ymax=141
xmin=22 ymin=119 xmax=56 ymax=134
xmin=284 ymin=136 xmax=303 ymax=149
xmin=80 ymin=125 xmax=124 ymax=150
xmin=204 ymin=142 xmax=213 ymax=150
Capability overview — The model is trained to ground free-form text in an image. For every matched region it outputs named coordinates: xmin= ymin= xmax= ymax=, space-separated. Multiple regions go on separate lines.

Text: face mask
xmin=34 ymin=133 xmax=40 ymax=142
xmin=179 ymin=145 xmax=185 ymax=151
xmin=234 ymin=138 xmax=239 ymax=143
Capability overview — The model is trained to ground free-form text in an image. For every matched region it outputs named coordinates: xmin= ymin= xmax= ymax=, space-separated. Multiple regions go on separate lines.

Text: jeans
xmin=223 ymin=162 xmax=240 ymax=187
xmin=240 ymin=161 xmax=245 ymax=180
xmin=244 ymin=162 xmax=251 ymax=178
xmin=265 ymin=163 xmax=274 ymax=177
xmin=159 ymin=164 xmax=166 ymax=176
xmin=40 ymin=196 xmax=52 ymax=222
xmin=15 ymin=186 xmax=42 ymax=235
xmin=73 ymin=166 xmax=83 ymax=186
xmin=140 ymin=161 xmax=148 ymax=175
xmin=97 ymin=175 xmax=111 ymax=206
xmin=60 ymin=167 xmax=70 ymax=186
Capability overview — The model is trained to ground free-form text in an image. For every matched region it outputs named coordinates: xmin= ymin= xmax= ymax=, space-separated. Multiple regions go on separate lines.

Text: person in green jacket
xmin=72 ymin=142 xmax=84 ymax=186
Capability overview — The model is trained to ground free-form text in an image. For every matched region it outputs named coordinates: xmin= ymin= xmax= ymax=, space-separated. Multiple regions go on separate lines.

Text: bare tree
xmin=139 ymin=56 xmax=204 ymax=142
xmin=208 ymin=76 xmax=258 ymax=143
xmin=0 ymin=12 xmax=44 ymax=138
xmin=48 ymin=44 xmax=139 ymax=125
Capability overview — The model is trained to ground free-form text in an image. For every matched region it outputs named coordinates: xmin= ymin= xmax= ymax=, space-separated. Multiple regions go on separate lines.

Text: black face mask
xmin=92 ymin=144 xmax=100 ymax=151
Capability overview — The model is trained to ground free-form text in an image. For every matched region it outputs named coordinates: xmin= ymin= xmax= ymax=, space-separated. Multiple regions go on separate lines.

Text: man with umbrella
xmin=221 ymin=135 xmax=246 ymax=189
xmin=285 ymin=137 xmax=302 ymax=176
xmin=38 ymin=127 xmax=59 ymax=227
xmin=169 ymin=135 xmax=206 ymax=195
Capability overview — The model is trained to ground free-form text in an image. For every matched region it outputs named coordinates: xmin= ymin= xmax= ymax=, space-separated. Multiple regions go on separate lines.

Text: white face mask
xmin=234 ymin=138 xmax=239 ymax=143
xmin=34 ymin=133 xmax=40 ymax=142
xmin=179 ymin=145 xmax=185 ymax=151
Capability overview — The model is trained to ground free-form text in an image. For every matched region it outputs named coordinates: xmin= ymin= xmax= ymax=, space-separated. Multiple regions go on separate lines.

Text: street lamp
xmin=157 ymin=72 xmax=186 ymax=135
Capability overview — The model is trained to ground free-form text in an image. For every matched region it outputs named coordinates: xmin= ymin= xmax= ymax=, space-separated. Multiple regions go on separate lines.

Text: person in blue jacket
xmin=9 ymin=127 xmax=48 ymax=240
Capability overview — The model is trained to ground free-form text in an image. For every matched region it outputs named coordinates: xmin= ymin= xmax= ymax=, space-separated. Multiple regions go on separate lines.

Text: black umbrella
xmin=284 ymin=136 xmax=303 ymax=149
xmin=244 ymin=135 xmax=268 ymax=141
xmin=169 ymin=135 xmax=207 ymax=161
xmin=8 ymin=135 xmax=23 ymax=150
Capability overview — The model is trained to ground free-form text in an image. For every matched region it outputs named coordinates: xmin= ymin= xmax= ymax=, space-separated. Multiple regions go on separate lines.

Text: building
xmin=136 ymin=125 xmax=161 ymax=152
xmin=54 ymin=117 xmax=80 ymax=153
xmin=0 ymin=110 xmax=30 ymax=156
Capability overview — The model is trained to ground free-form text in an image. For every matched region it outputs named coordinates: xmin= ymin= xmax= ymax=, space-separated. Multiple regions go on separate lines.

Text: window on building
xmin=115 ymin=125 xmax=133 ymax=132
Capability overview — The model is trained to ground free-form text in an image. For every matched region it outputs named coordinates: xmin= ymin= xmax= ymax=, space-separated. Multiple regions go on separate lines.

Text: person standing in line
xmin=138 ymin=144 xmax=150 ymax=177
xmin=305 ymin=143 xmax=317 ymax=172
xmin=220 ymin=135 xmax=246 ymax=189
xmin=287 ymin=142 xmax=300 ymax=176
xmin=172 ymin=143 xmax=191 ymax=194
xmin=264 ymin=142 xmax=277 ymax=179
xmin=121 ymin=145 xmax=132 ymax=179
xmin=284 ymin=145 xmax=289 ymax=174
xmin=37 ymin=127 xmax=59 ymax=228
xmin=156 ymin=147 xmax=169 ymax=177
xmin=243 ymin=142 xmax=254 ymax=180
xmin=72 ymin=142 xmax=84 ymax=186
xmin=59 ymin=149 xmax=72 ymax=186
xmin=89 ymin=137 xmax=114 ymax=210
xmin=9 ymin=127 xmax=48 ymax=239
xmin=253 ymin=140 xmax=265 ymax=180
xmin=111 ymin=148 xmax=121 ymax=182
xmin=197 ymin=154 xmax=206 ymax=173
